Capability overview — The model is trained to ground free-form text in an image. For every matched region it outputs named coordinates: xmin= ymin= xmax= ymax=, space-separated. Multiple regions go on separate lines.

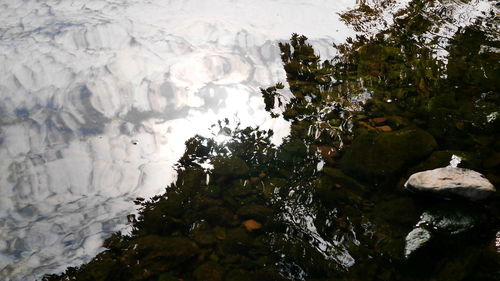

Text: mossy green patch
xmin=340 ymin=127 xmax=437 ymax=180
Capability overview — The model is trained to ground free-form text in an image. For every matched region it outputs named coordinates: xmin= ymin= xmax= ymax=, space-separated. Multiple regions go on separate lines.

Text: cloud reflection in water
xmin=0 ymin=0 xmax=356 ymax=279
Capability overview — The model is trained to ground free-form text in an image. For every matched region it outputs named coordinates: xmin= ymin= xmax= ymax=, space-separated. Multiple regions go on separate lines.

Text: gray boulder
xmin=405 ymin=167 xmax=496 ymax=201
xmin=404 ymin=227 xmax=432 ymax=259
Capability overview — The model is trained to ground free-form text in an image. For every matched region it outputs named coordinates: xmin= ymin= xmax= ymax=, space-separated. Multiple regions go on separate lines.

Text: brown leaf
xmin=372 ymin=117 xmax=388 ymax=124
xmin=243 ymin=219 xmax=262 ymax=231
xmin=376 ymin=125 xmax=392 ymax=132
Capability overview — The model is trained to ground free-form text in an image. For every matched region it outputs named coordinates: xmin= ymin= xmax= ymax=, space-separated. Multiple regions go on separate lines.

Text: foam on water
xmin=0 ymin=0 xmax=357 ymax=280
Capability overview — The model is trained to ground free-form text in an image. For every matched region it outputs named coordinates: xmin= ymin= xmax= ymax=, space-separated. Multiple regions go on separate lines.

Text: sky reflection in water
xmin=0 ymin=0 xmax=356 ymax=279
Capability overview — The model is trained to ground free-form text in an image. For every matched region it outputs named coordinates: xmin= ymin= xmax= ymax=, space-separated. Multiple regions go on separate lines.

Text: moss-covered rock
xmin=316 ymin=176 xmax=364 ymax=207
xmin=133 ymin=235 xmax=199 ymax=264
xmin=191 ymin=222 xmax=218 ymax=246
xmin=193 ymin=261 xmax=225 ymax=281
xmin=340 ymin=127 xmax=437 ymax=180
xmin=373 ymin=197 xmax=419 ymax=225
xmin=322 ymin=167 xmax=369 ymax=194
xmin=236 ymin=204 xmax=273 ymax=222
xmin=408 ymin=150 xmax=479 ymax=174
xmin=220 ymin=228 xmax=254 ymax=255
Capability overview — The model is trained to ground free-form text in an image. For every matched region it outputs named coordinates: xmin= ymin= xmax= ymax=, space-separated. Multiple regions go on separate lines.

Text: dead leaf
xmin=376 ymin=125 xmax=392 ymax=132
xmin=372 ymin=117 xmax=388 ymax=124
xmin=243 ymin=219 xmax=262 ymax=231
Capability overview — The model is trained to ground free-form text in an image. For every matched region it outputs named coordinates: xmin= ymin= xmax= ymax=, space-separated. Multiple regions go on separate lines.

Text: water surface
xmin=0 ymin=0 xmax=356 ymax=279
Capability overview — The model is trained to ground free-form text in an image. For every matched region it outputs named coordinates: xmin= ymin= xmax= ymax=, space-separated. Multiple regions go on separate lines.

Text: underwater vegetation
xmin=42 ymin=1 xmax=499 ymax=280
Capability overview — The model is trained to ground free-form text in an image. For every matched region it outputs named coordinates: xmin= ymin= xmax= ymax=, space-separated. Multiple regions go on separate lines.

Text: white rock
xmin=405 ymin=167 xmax=496 ymax=201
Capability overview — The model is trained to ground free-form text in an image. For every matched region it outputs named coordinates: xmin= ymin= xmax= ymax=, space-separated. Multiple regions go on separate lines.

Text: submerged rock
xmin=237 ymin=204 xmax=273 ymax=222
xmin=193 ymin=261 xmax=224 ymax=281
xmin=408 ymin=150 xmax=478 ymax=174
xmin=405 ymin=167 xmax=496 ymax=201
xmin=322 ymin=167 xmax=368 ymax=195
xmin=404 ymin=227 xmax=432 ymax=258
xmin=418 ymin=205 xmax=482 ymax=235
xmin=340 ymin=127 xmax=437 ymax=180
xmin=404 ymin=202 xmax=485 ymax=259
xmin=373 ymin=197 xmax=419 ymax=225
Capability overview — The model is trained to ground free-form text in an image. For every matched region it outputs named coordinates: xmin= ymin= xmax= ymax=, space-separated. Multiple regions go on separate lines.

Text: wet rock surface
xmin=418 ymin=205 xmax=482 ymax=235
xmin=405 ymin=167 xmax=496 ymax=201
xmin=408 ymin=150 xmax=479 ymax=174
xmin=404 ymin=227 xmax=432 ymax=259
xmin=340 ymin=127 xmax=437 ymax=180
xmin=403 ymin=202 xmax=487 ymax=260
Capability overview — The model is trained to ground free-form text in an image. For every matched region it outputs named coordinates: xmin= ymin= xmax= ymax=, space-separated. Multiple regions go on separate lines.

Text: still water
xmin=0 ymin=0 xmax=356 ymax=279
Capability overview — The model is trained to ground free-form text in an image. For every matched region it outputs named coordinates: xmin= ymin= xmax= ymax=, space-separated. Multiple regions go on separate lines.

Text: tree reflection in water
xmin=44 ymin=1 xmax=499 ymax=280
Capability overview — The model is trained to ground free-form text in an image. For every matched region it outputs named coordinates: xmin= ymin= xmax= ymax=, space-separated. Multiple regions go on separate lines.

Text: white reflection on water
xmin=0 ymin=0 xmax=356 ymax=279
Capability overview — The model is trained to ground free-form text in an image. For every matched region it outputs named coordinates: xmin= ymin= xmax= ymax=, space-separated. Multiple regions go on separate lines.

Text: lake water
xmin=0 ymin=0 xmax=357 ymax=280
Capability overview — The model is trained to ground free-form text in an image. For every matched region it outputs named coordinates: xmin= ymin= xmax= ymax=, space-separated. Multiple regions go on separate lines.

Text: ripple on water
xmin=0 ymin=0 xmax=358 ymax=280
